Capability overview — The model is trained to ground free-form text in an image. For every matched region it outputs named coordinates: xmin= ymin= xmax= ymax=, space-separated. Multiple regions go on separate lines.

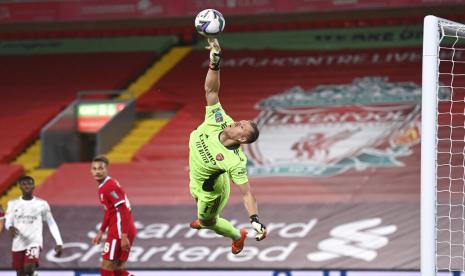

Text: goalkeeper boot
xmin=189 ymin=219 xmax=202 ymax=230
xmin=231 ymin=228 xmax=247 ymax=254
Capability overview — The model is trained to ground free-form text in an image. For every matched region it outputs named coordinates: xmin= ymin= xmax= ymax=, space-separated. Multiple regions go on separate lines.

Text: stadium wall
xmin=1 ymin=0 xmax=463 ymax=23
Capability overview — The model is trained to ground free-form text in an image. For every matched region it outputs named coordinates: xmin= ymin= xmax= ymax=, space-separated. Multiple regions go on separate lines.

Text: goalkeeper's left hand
xmin=250 ymin=214 xmax=267 ymax=241
xmin=206 ymin=37 xmax=221 ymax=70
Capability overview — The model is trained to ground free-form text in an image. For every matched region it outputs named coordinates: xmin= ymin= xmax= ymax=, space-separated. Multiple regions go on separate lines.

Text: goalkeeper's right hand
xmin=250 ymin=214 xmax=267 ymax=241
xmin=206 ymin=37 xmax=221 ymax=70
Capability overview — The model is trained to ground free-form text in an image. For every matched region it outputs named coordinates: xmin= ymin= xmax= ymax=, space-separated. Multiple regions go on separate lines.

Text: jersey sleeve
xmin=43 ymin=201 xmax=63 ymax=245
xmin=42 ymin=201 xmax=52 ymax=221
xmin=115 ymin=203 xmax=131 ymax=238
xmin=102 ymin=183 xmax=127 ymax=208
xmin=229 ymin=164 xmax=249 ymax=185
xmin=200 ymin=102 xmax=234 ymax=134
xmin=102 ymin=181 xmax=132 ymax=238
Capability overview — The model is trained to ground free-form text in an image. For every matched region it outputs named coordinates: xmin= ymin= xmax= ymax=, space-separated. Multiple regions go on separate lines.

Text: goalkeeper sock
xmin=99 ymin=268 xmax=114 ymax=276
xmin=205 ymin=217 xmax=240 ymax=240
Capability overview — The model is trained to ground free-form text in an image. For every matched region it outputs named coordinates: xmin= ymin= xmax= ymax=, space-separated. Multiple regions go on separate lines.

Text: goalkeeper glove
xmin=206 ymin=37 xmax=221 ymax=70
xmin=250 ymin=214 xmax=267 ymax=241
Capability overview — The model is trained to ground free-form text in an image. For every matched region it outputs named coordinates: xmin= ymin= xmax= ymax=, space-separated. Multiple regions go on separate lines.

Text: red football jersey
xmin=97 ymin=176 xmax=136 ymax=239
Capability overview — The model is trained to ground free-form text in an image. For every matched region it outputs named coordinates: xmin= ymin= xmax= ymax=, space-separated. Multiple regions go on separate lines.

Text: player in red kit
xmin=0 ymin=205 xmax=5 ymax=234
xmin=90 ymin=155 xmax=137 ymax=276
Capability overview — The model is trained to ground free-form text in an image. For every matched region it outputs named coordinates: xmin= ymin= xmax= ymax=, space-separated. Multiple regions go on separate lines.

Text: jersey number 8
xmin=103 ymin=242 xmax=110 ymax=253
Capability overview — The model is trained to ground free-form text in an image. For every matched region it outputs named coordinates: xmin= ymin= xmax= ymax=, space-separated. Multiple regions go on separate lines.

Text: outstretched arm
xmin=237 ymin=182 xmax=258 ymax=217
xmin=236 ymin=182 xmax=267 ymax=241
xmin=205 ymin=38 xmax=221 ymax=106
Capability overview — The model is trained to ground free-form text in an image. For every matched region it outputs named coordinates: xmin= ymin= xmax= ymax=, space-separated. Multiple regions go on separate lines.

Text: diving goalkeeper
xmin=188 ymin=37 xmax=267 ymax=254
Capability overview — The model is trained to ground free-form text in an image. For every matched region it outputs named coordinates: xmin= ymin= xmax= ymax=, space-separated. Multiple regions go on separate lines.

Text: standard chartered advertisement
xmin=0 ymin=203 xmax=418 ymax=269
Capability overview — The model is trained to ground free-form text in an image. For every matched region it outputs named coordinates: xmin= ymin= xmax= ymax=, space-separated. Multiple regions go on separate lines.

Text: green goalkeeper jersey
xmin=189 ymin=102 xmax=248 ymax=199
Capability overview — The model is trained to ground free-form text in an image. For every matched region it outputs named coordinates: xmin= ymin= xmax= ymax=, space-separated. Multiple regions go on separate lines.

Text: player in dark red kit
xmin=0 ymin=205 xmax=5 ymax=234
xmin=90 ymin=155 xmax=137 ymax=276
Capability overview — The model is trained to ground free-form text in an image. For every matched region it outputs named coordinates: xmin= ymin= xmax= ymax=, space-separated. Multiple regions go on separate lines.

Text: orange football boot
xmin=189 ymin=219 xmax=202 ymax=230
xmin=231 ymin=228 xmax=248 ymax=254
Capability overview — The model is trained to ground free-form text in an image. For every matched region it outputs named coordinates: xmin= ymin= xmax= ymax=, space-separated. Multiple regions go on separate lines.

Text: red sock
xmin=99 ymin=268 xmax=115 ymax=276
xmin=114 ymin=270 xmax=131 ymax=276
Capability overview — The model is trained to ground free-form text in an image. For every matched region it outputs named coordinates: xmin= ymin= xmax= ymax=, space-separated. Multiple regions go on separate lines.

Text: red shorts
xmin=12 ymin=247 xmax=41 ymax=270
xmin=102 ymin=232 xmax=135 ymax=262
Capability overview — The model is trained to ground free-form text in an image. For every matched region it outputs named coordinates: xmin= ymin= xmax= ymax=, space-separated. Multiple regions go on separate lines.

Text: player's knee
xmin=116 ymin=261 xmax=125 ymax=269
xmin=200 ymin=218 xmax=216 ymax=226
xmin=101 ymin=259 xmax=117 ymax=270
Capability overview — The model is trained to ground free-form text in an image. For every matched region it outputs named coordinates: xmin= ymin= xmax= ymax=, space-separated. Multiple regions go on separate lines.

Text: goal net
xmin=422 ymin=16 xmax=465 ymax=275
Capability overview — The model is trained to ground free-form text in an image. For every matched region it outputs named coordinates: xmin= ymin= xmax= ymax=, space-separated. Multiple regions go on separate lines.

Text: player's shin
xmin=205 ymin=217 xmax=240 ymax=240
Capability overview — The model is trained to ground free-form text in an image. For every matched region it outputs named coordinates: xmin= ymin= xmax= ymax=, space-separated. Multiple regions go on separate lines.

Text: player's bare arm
xmin=205 ymin=38 xmax=221 ymax=106
xmin=8 ymin=226 xmax=19 ymax=238
xmin=92 ymin=230 xmax=104 ymax=245
xmin=55 ymin=245 xmax=63 ymax=257
xmin=236 ymin=182 xmax=267 ymax=241
xmin=236 ymin=181 xmax=258 ymax=216
xmin=93 ymin=208 xmax=109 ymax=245
xmin=121 ymin=233 xmax=130 ymax=251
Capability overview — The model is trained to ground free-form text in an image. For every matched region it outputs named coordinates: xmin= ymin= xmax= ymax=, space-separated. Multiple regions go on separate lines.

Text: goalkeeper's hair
xmin=92 ymin=155 xmax=110 ymax=166
xmin=245 ymin=121 xmax=260 ymax=144
xmin=18 ymin=175 xmax=35 ymax=185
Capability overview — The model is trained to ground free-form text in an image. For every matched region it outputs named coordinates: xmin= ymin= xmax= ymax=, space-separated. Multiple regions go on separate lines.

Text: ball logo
xmin=215 ymin=153 xmax=224 ymax=161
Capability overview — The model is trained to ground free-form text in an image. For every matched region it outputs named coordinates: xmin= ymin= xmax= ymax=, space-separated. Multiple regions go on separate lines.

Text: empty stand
xmin=0 ymin=52 xmax=156 ymax=163
xmin=0 ymin=164 xmax=23 ymax=199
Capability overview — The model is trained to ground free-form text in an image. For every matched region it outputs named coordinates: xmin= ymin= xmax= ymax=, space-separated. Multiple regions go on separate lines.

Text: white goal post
xmin=422 ymin=15 xmax=465 ymax=275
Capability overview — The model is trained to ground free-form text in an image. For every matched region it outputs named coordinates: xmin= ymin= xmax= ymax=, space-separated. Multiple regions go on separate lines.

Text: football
xmin=194 ymin=9 xmax=225 ymax=37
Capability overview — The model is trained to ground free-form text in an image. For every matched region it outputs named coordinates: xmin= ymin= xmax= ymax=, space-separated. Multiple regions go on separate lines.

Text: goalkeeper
xmin=189 ymin=37 xmax=267 ymax=254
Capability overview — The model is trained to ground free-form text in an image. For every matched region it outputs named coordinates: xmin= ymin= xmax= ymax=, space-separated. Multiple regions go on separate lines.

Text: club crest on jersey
xmin=244 ymin=77 xmax=450 ymax=177
xmin=110 ymin=191 xmax=119 ymax=199
xmin=213 ymin=108 xmax=223 ymax=123
xmin=216 ymin=153 xmax=224 ymax=161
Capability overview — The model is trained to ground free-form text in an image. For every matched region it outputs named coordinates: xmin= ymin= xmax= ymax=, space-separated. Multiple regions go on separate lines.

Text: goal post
xmin=422 ymin=15 xmax=465 ymax=275
xmin=421 ymin=15 xmax=439 ymax=276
